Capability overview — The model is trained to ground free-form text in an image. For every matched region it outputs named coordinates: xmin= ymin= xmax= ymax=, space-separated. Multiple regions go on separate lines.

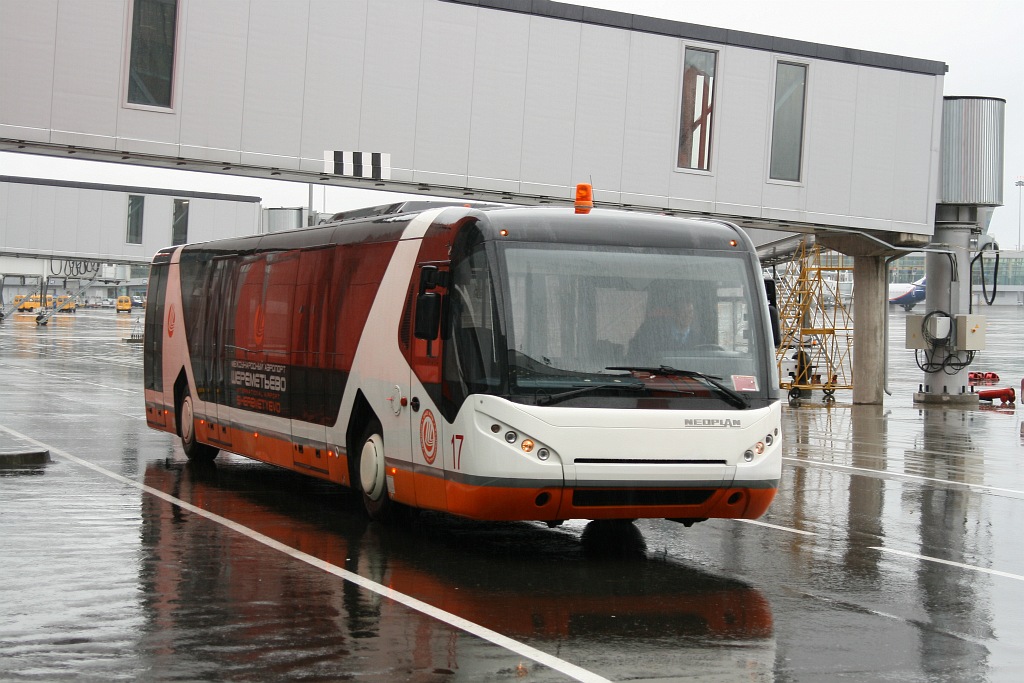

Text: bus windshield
xmin=444 ymin=240 xmax=771 ymax=408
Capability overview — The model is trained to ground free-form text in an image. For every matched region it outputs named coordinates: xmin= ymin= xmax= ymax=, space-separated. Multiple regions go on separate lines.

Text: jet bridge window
xmin=126 ymin=195 xmax=144 ymax=245
xmin=769 ymin=61 xmax=808 ymax=182
xmin=127 ymin=0 xmax=178 ymax=108
xmin=677 ymin=48 xmax=718 ymax=172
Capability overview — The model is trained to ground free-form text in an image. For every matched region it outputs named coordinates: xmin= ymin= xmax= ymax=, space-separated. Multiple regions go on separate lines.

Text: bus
xmin=143 ymin=199 xmax=782 ymax=525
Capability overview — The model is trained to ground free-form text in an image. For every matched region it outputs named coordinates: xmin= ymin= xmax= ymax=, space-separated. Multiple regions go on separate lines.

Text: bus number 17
xmin=450 ymin=434 xmax=464 ymax=470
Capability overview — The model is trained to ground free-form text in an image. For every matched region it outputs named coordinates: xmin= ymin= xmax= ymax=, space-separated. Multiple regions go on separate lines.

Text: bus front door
xmin=402 ymin=264 xmax=449 ymax=512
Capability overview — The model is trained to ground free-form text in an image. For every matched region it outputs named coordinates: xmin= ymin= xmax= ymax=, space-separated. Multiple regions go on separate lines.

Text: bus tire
xmin=357 ymin=419 xmax=393 ymax=520
xmin=179 ymin=388 xmax=218 ymax=462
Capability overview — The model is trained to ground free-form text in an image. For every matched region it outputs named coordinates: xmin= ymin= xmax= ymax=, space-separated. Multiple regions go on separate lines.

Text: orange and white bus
xmin=143 ymin=200 xmax=782 ymax=525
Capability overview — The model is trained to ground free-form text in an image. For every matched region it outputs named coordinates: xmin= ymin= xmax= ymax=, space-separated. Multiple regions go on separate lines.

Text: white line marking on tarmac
xmin=871 ymin=547 xmax=1024 ymax=582
xmin=0 ymin=364 xmax=137 ymax=394
xmin=0 ymin=425 xmax=612 ymax=683
xmin=783 ymin=456 xmax=1024 ymax=497
xmin=735 ymin=518 xmax=817 ymax=535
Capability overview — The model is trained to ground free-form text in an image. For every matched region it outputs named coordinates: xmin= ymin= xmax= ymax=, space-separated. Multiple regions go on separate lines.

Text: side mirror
xmin=764 ymin=278 xmax=782 ymax=348
xmin=414 ymin=265 xmax=447 ymax=341
xmin=418 ymin=265 xmax=443 ymax=294
xmin=414 ymin=292 xmax=442 ymax=340
xmin=769 ymin=305 xmax=781 ymax=348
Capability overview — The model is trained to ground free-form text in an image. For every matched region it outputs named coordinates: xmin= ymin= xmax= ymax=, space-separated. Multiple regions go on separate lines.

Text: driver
xmin=627 ymin=286 xmax=699 ymax=361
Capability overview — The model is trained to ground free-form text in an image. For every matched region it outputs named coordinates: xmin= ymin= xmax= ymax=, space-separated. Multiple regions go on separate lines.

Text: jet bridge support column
xmin=851 ymin=255 xmax=887 ymax=405
xmin=913 ymin=218 xmax=978 ymax=406
xmin=818 ymin=232 xmax=899 ymax=406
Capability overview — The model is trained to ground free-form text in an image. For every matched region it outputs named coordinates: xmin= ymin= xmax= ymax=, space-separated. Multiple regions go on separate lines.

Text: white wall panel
xmin=620 ymin=32 xmax=677 ymax=203
xmin=3 ymin=185 xmax=33 ymax=251
xmin=803 ymin=61 xmax=857 ymax=224
xmin=300 ymin=1 xmax=369 ymax=172
xmin=178 ymin=1 xmax=250 ymax=164
xmin=359 ymin=0 xmax=425 ymax=182
xmin=49 ymin=1 xmax=125 ymax=148
xmin=413 ymin=1 xmax=477 ymax=185
xmin=70 ymin=192 xmax=96 ymax=256
xmin=572 ymin=24 xmax=630 ymax=200
xmin=519 ymin=16 xmax=581 ymax=195
xmin=850 ymin=69 xmax=901 ymax=222
xmin=100 ymin=191 xmax=130 ymax=258
xmin=0 ymin=0 xmax=57 ymax=139
xmin=713 ymin=47 xmax=770 ymax=216
xmin=239 ymin=2 xmax=309 ymax=167
xmin=467 ymin=9 xmax=530 ymax=192
xmin=0 ymin=182 xmax=9 ymax=246
xmin=33 ymin=186 xmax=58 ymax=254
xmin=55 ymin=190 xmax=85 ymax=255
xmin=892 ymin=73 xmax=942 ymax=226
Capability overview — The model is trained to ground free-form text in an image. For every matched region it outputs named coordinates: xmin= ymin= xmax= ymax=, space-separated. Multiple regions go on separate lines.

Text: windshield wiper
xmin=535 ymin=382 xmax=647 ymax=406
xmin=606 ymin=365 xmax=749 ymax=409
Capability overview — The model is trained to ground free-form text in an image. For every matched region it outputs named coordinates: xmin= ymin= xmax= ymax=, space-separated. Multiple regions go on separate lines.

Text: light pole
xmin=1018 ymin=179 xmax=1024 ymax=251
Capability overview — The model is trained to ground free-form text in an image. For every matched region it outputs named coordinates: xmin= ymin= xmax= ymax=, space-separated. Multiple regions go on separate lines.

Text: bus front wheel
xmin=357 ymin=420 xmax=393 ymax=520
xmin=179 ymin=389 xmax=218 ymax=462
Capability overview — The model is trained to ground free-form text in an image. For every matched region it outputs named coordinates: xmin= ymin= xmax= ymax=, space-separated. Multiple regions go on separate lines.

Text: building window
xmin=678 ymin=48 xmax=717 ymax=171
xmin=769 ymin=62 xmax=807 ymax=182
xmin=127 ymin=0 xmax=178 ymax=108
xmin=172 ymin=199 xmax=189 ymax=245
xmin=126 ymin=195 xmax=145 ymax=244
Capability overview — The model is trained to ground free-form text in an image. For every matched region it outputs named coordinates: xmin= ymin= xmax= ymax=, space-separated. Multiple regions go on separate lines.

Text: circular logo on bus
xmin=166 ymin=305 xmax=176 ymax=338
xmin=420 ymin=410 xmax=437 ymax=464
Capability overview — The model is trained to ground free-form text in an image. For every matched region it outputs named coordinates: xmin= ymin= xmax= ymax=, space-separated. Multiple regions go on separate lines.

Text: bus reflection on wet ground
xmin=137 ymin=458 xmax=774 ymax=681
xmin=2 ymin=307 xmax=1024 ymax=681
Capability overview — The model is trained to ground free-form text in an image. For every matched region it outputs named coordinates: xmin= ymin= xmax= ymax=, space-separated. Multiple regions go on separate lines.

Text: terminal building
xmin=0 ymin=0 xmax=1005 ymax=403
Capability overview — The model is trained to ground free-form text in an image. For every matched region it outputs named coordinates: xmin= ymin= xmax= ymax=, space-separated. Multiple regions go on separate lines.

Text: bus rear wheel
xmin=357 ymin=420 xmax=393 ymax=520
xmin=179 ymin=389 xmax=218 ymax=462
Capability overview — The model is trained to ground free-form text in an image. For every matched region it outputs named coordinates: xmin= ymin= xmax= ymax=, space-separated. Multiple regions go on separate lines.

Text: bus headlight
xmin=537 ymin=448 xmax=550 ymax=461
xmin=504 ymin=431 xmax=518 ymax=444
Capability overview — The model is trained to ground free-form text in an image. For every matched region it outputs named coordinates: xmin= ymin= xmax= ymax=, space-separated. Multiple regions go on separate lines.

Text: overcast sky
xmin=2 ymin=0 xmax=1021 ymax=246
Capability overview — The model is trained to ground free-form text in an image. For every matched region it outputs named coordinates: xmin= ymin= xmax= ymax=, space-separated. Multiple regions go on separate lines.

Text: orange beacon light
xmin=574 ymin=183 xmax=594 ymax=214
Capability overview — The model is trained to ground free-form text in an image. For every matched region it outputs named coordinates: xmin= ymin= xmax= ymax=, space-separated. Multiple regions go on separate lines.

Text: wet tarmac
xmin=2 ymin=306 xmax=1023 ymax=682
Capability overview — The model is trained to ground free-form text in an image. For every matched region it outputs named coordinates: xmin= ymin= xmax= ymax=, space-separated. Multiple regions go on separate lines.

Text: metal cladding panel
xmin=571 ymin=23 xmax=631 ymax=194
xmin=0 ymin=1 xmax=57 ymax=132
xmin=467 ymin=10 xmax=530 ymax=191
xmin=413 ymin=1 xmax=477 ymax=183
xmin=620 ymin=31 xmax=677 ymax=200
xmin=803 ymin=60 xmax=857 ymax=220
xmin=712 ymin=47 xmax=771 ymax=214
xmin=240 ymin=3 xmax=309 ymax=164
xmin=940 ymin=97 xmax=1005 ymax=206
xmin=101 ymin=191 xmax=138 ymax=259
xmin=849 ymin=69 xmax=902 ymax=221
xmin=7 ymin=185 xmax=44 ymax=253
xmin=300 ymin=1 xmax=369 ymax=173
xmin=892 ymin=73 xmax=942 ymax=224
xmin=49 ymin=1 xmax=123 ymax=143
xmin=519 ymin=15 xmax=581 ymax=191
xmin=360 ymin=0 xmax=425 ymax=182
xmin=178 ymin=2 xmax=250 ymax=164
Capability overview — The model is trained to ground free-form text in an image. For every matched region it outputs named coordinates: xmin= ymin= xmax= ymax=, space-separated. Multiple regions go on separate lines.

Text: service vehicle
xmin=143 ymin=194 xmax=782 ymax=525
